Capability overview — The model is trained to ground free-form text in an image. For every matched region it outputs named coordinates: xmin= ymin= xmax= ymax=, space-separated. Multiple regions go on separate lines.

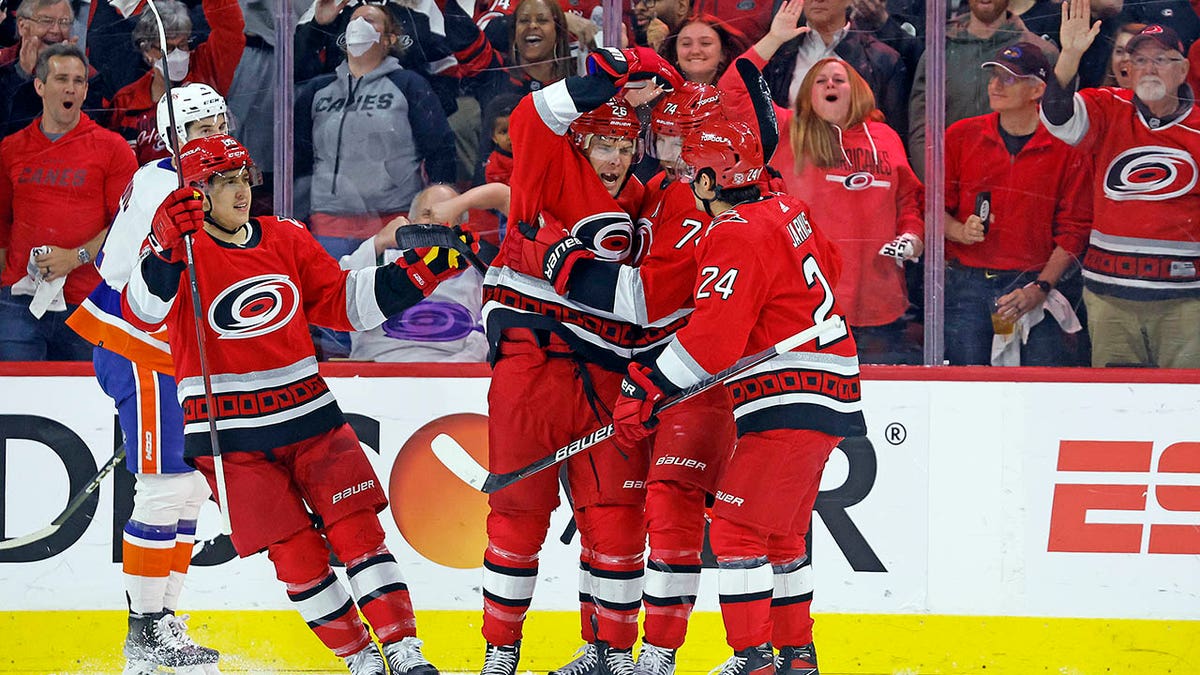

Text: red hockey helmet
xmin=649 ymin=82 xmax=722 ymax=161
xmin=179 ymin=134 xmax=262 ymax=189
xmin=570 ymin=96 xmax=641 ymax=152
xmin=650 ymin=82 xmax=723 ymax=137
xmin=677 ymin=119 xmax=765 ymax=189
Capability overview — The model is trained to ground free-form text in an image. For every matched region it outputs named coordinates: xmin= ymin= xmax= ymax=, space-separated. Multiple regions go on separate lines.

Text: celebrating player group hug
xmin=82 ymin=37 xmax=865 ymax=675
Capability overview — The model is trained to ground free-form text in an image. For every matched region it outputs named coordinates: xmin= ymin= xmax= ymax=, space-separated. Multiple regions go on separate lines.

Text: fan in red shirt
xmin=105 ymin=0 xmax=245 ymax=164
xmin=0 ymin=43 xmax=136 ymax=361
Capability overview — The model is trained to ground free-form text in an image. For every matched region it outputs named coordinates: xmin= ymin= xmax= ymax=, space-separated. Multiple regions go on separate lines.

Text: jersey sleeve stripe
xmin=656 ymin=339 xmax=710 ymax=390
xmin=1040 ymin=92 xmax=1090 ymax=147
xmin=344 ymin=267 xmax=387 ymax=332
xmin=532 ymin=81 xmax=583 ymax=135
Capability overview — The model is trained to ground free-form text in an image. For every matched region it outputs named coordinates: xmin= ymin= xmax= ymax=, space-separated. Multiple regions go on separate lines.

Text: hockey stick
xmin=393 ymin=223 xmax=489 ymax=273
xmin=735 ymin=58 xmax=779 ymax=163
xmin=146 ymin=0 xmax=232 ymax=536
xmin=0 ymin=445 xmax=126 ymax=551
xmin=432 ymin=315 xmax=846 ymax=492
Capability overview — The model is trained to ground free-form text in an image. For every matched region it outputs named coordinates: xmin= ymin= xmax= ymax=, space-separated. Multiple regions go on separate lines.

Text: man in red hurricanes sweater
xmin=612 ymin=119 xmax=867 ymax=675
xmin=0 ymin=42 xmax=136 ymax=360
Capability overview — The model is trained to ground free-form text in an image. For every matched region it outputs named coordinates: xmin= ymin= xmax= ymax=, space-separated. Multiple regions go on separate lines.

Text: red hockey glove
xmin=586 ymin=47 xmax=684 ymax=92
xmin=148 ymin=187 xmax=204 ymax=263
xmin=612 ymin=362 xmax=665 ymax=451
xmin=396 ymin=246 xmax=467 ymax=296
xmin=517 ymin=219 xmax=595 ymax=295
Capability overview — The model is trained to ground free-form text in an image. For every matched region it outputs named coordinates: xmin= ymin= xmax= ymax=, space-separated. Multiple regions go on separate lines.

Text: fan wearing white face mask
xmin=105 ymin=0 xmax=246 ymax=164
xmin=294 ymin=3 xmax=457 ymax=265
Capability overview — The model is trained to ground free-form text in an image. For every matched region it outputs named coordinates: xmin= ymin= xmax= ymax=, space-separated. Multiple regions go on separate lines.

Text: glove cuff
xmin=398 ymin=251 xmax=441 ymax=297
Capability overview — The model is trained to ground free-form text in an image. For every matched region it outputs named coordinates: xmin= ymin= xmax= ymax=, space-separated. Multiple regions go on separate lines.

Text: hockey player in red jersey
xmin=539 ymin=82 xmax=735 ymax=675
xmin=477 ymin=47 xmax=683 ymax=675
xmin=121 ymin=135 xmax=458 ymax=675
xmin=611 ymin=120 xmax=867 ymax=675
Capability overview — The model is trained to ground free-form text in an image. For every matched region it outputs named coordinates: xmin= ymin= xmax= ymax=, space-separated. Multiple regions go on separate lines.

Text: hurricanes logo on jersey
xmin=208 ymin=274 xmax=300 ymax=339
xmin=1104 ymin=146 xmax=1198 ymax=201
xmin=572 ymin=212 xmax=634 ymax=261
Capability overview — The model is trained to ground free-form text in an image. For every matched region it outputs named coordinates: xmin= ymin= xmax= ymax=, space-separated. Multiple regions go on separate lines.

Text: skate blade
xmin=174 ymin=665 xmax=222 ymax=675
xmin=122 ymin=660 xmax=162 ymax=675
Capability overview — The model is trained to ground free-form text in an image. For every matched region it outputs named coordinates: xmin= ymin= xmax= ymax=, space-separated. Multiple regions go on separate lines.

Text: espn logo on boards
xmin=1048 ymin=440 xmax=1200 ymax=554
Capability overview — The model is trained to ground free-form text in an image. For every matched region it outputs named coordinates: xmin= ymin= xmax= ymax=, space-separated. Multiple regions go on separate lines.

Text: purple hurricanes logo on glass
xmin=382 ymin=300 xmax=479 ymax=342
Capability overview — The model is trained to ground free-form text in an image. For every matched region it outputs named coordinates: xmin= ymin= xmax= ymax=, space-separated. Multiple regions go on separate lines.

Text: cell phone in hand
xmin=975 ymin=191 xmax=991 ymax=235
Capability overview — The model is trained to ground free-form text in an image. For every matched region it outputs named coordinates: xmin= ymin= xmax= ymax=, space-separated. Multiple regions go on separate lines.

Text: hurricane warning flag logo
xmin=1104 ymin=146 xmax=1198 ymax=201
xmin=208 ymin=274 xmax=300 ymax=339
xmin=573 ymin=212 xmax=634 ymax=261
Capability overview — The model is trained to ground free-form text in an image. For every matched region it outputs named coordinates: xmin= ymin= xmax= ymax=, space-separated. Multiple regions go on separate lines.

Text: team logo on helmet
xmin=572 ymin=212 xmax=634 ymax=261
xmin=208 ymin=274 xmax=300 ymax=339
xmin=1104 ymin=146 xmax=1198 ymax=201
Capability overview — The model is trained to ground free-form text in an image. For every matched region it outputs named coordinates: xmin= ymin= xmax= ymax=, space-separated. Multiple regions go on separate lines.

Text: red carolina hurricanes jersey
xmin=635 ymin=178 xmax=711 ymax=321
xmin=652 ymin=194 xmax=867 ymax=437
xmin=123 ymin=216 xmax=416 ymax=458
xmin=483 ymin=81 xmax=679 ymax=371
xmin=1043 ymin=87 xmax=1200 ymax=300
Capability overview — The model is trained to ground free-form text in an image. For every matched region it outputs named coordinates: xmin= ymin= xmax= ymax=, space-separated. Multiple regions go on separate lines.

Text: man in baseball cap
xmin=1041 ymin=0 xmax=1200 ymax=370
xmin=937 ymin=40 xmax=1090 ymax=367
xmin=982 ymin=41 xmax=1051 ymax=82
xmin=1124 ymin=24 xmax=1186 ymax=56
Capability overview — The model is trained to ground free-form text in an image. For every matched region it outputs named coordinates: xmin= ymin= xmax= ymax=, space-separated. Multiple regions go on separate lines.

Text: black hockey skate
xmin=481 ymin=641 xmax=522 ymax=675
xmin=775 ymin=643 xmax=818 ymax=675
xmin=633 ymin=643 xmax=676 ymax=675
xmin=383 ymin=636 xmax=439 ymax=675
xmin=595 ymin=641 xmax=636 ymax=675
xmin=123 ymin=611 xmax=220 ymax=675
xmin=549 ymin=643 xmax=597 ymax=675
xmin=344 ymin=643 xmax=387 ymax=675
xmin=710 ymin=645 xmax=775 ymax=675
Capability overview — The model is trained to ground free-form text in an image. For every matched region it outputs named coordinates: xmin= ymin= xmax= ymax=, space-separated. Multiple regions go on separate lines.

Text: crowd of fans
xmin=1 ymin=0 xmax=1198 ymax=368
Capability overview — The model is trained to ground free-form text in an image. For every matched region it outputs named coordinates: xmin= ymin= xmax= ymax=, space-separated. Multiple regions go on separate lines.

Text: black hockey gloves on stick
xmin=431 ymin=316 xmax=846 ymax=493
xmin=394 ymin=223 xmax=492 ymax=274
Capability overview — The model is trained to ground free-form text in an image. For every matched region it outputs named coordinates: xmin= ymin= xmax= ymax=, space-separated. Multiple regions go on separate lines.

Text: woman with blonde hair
xmin=720 ymin=0 xmax=924 ymax=363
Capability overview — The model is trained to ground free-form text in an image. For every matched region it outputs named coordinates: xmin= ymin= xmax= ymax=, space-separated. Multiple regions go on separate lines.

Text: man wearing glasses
xmin=0 ymin=0 xmax=88 ymax=136
xmin=942 ymin=42 xmax=1092 ymax=367
xmin=1042 ymin=0 xmax=1200 ymax=368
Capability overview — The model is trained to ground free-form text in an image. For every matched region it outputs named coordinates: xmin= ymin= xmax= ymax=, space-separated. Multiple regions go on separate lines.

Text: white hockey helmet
xmin=156 ymin=83 xmax=228 ymax=146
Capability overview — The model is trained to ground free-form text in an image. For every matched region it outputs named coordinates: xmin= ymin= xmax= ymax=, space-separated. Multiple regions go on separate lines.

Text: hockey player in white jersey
xmin=67 ymin=83 xmax=230 ymax=675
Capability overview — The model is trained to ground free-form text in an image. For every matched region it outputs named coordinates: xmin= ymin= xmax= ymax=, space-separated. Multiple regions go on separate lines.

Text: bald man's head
xmin=411 ymin=184 xmax=462 ymax=224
